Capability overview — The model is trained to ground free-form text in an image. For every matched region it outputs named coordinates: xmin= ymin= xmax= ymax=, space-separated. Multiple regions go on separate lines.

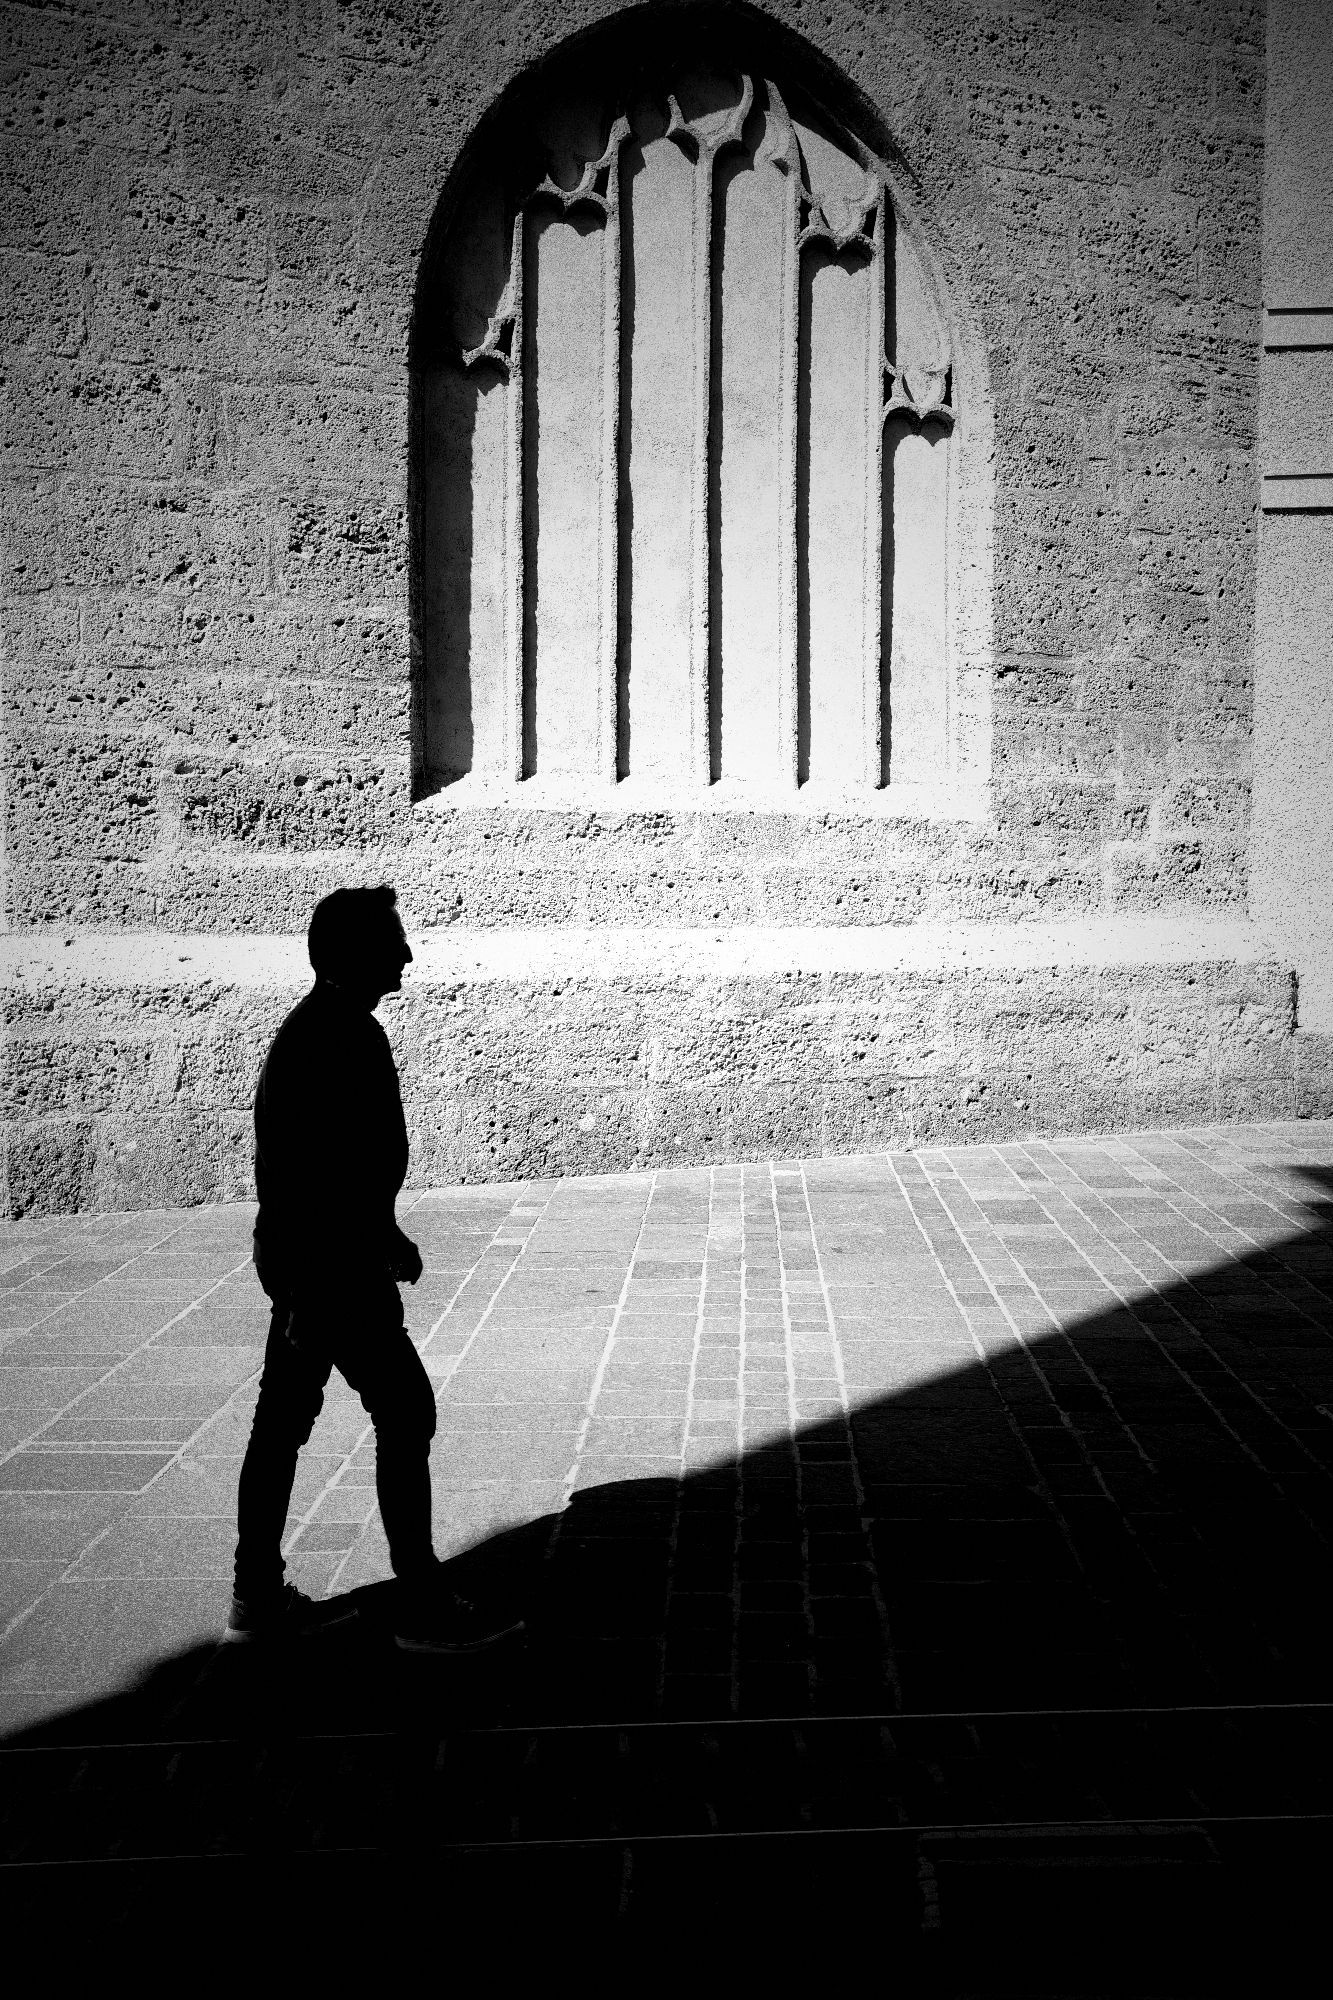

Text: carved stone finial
xmin=459 ymin=210 xmax=525 ymax=376
xmin=461 ymin=297 xmax=517 ymax=376
xmin=532 ymin=112 xmax=632 ymax=216
xmin=883 ymin=359 xmax=956 ymax=428
xmin=797 ymin=167 xmax=880 ymax=255
xmin=757 ymin=79 xmax=801 ymax=176
xmin=665 ymin=73 xmax=754 ymax=160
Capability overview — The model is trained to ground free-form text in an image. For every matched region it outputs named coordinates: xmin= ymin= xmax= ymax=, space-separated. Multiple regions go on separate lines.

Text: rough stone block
xmin=5 ymin=729 xmax=161 ymax=861
xmin=6 ymin=1120 xmax=97 ymax=1218
xmin=224 ymin=382 xmax=405 ymax=487
xmin=1 ymin=358 xmax=220 ymax=481
xmin=1294 ymin=1033 xmax=1333 ymax=1119
xmin=166 ymin=752 xmax=409 ymax=849
xmin=277 ymin=680 xmax=411 ymax=755
xmin=273 ymin=496 xmax=408 ymax=604
xmin=89 ymin=1112 xmax=224 ymax=1212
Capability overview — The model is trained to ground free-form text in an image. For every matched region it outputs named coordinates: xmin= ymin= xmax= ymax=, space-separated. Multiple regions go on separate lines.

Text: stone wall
xmin=0 ymin=0 xmax=1281 ymax=1213
xmin=1250 ymin=0 xmax=1333 ymax=1028
xmin=3 ymin=919 xmax=1307 ymax=1214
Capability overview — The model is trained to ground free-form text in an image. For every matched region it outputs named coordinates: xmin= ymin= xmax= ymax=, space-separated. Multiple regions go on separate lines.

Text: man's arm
xmin=387 ymin=1228 xmax=423 ymax=1284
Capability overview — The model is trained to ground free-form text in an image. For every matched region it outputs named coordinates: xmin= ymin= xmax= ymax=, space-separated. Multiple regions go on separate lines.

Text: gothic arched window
xmin=414 ymin=37 xmax=962 ymax=800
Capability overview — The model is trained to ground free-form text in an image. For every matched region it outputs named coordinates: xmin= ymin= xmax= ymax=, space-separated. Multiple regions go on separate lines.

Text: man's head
xmin=308 ymin=885 xmax=412 ymax=1008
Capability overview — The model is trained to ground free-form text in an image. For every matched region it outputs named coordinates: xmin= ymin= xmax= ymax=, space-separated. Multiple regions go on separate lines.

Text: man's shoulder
xmin=265 ymin=985 xmax=393 ymax=1068
xmin=264 ymin=986 xmax=323 ymax=1061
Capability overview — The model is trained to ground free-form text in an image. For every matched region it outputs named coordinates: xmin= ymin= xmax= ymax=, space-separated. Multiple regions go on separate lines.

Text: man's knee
xmin=251 ymin=1325 xmax=327 ymax=1448
xmin=371 ymin=1346 xmax=437 ymax=1448
xmin=252 ymin=1372 xmax=324 ymax=1449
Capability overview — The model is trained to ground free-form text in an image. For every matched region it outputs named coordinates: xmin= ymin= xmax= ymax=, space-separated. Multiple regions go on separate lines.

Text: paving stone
xmin=0 ymin=1580 xmax=221 ymax=1694
xmin=2 ymin=1121 xmax=1333 ymax=1759
xmin=0 ymin=1562 xmax=67 ymax=1627
xmin=0 ymin=1452 xmax=175 ymax=1493
xmin=65 ymin=1517 xmax=236 ymax=1580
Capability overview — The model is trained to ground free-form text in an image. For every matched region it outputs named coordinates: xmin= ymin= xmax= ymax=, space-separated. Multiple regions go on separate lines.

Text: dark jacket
xmin=252 ymin=980 xmax=409 ymax=1299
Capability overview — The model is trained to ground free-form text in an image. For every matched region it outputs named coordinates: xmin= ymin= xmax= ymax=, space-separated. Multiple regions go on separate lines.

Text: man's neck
xmin=315 ymin=975 xmax=378 ymax=1013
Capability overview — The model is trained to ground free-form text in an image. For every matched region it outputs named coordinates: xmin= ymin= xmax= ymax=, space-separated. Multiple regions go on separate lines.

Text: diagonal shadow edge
xmin=3 ymin=1169 xmax=1331 ymax=1742
xmin=3 ymin=1163 xmax=1333 ymax=1974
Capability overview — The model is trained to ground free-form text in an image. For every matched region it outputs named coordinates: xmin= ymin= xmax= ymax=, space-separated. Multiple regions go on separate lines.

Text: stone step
xmin=4 ymin=1700 xmax=1330 ymax=1974
xmin=6 ymin=1700 xmax=1333 ymax=1861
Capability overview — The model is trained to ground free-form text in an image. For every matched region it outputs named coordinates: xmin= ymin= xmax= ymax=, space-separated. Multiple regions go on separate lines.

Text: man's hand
xmin=389 ymin=1227 xmax=424 ymax=1285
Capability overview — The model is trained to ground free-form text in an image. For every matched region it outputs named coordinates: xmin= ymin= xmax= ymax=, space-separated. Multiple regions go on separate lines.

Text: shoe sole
xmin=393 ymin=1618 xmax=526 ymax=1655
xmin=221 ymin=1603 xmax=360 ymax=1645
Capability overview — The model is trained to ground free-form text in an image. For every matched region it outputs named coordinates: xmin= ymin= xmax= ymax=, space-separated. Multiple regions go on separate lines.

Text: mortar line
xmin=554 ymin=1171 xmax=659 ymax=1519
xmin=678 ymin=1164 xmax=714 ymax=1470
xmin=0 ymin=1215 xmax=196 ymax=1340
xmin=730 ymin=1166 xmax=750 ymax=1715
xmin=896 ymin=1146 xmax=1227 ymax=1667
xmin=1118 ymin=1131 xmax=1333 ymax=1321
xmin=0 ymin=1251 xmax=259 ymax=1649
xmin=12 ymin=1692 xmax=1333 ymax=1754
xmin=880 ymin=1152 xmax=1105 ymax=1566
xmin=960 ymin=1145 xmax=1333 ymax=1640
xmin=920 ymin=1159 xmax=1156 ymax=1468
xmin=1046 ymin=1133 xmax=1310 ymax=1281
xmin=799 ymin=1157 xmax=900 ymax=1709
xmin=1024 ymin=1157 xmax=1333 ymax=1476
xmin=660 ymin=1168 xmax=714 ymax=1710
xmin=768 ymin=1162 xmax=813 ymax=1705
xmin=0 ymin=1254 xmax=254 ymax=1476
xmin=980 ymin=1148 xmax=1274 ymax=1474
xmin=0 ymin=1226 xmax=233 ymax=1472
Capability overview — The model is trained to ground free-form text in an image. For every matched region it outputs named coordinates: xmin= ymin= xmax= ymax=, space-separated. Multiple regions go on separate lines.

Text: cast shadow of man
xmin=7 ymin=1169 xmax=1333 ymax=1989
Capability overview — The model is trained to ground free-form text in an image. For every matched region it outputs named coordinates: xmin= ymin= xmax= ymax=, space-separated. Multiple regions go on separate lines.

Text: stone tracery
xmin=418 ymin=57 xmax=956 ymax=797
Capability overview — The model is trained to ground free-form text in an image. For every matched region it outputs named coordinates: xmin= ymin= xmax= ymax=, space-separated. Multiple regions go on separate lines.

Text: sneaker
xmin=393 ymin=1587 xmax=525 ymax=1655
xmin=222 ymin=1582 xmax=359 ymax=1645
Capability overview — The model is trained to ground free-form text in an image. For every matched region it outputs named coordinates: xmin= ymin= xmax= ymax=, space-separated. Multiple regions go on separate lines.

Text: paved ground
xmin=4 ymin=1122 xmax=1333 ymax=1980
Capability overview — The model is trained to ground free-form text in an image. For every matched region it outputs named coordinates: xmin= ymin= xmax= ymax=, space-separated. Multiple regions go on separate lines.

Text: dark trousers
xmin=234 ymin=1275 xmax=437 ymax=1600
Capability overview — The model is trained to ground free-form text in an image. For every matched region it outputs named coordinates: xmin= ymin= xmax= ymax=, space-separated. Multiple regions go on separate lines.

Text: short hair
xmin=307 ymin=885 xmax=401 ymax=981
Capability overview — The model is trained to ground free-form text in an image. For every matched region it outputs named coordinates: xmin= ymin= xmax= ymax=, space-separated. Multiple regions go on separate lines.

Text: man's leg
xmin=332 ymin=1279 xmax=523 ymax=1651
xmin=332 ymin=1283 xmax=437 ymax=1585
xmin=233 ymin=1302 xmax=330 ymax=1604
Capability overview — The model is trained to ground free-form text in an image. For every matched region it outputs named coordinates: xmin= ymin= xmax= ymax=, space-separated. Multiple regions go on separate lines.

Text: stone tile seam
xmin=1042 ymin=1154 xmax=1333 ymax=1363
xmin=1115 ymin=1132 xmax=1326 ymax=1278
xmin=1007 ymin=1151 xmax=1333 ymax=1490
xmin=0 ymin=1251 xmax=250 ymax=1475
xmin=883 ymin=1150 xmax=1126 ymax=1548
xmin=556 ymin=1171 xmax=661 ymax=1518
xmin=904 ymin=1150 xmax=1212 ymax=1639
xmin=797 ymin=1159 xmax=900 ymax=1706
xmin=0 ymin=1248 xmax=256 ymax=1649
xmin=769 ymin=1164 xmax=814 ymax=1708
xmin=1139 ymin=1128 xmax=1333 ymax=1266
xmin=680 ymin=1164 xmax=722 ymax=1465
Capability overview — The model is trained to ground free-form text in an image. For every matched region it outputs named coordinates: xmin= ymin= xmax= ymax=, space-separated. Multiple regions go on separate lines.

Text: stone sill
xmin=0 ymin=915 xmax=1279 ymax=992
xmin=416 ymin=773 xmax=991 ymax=823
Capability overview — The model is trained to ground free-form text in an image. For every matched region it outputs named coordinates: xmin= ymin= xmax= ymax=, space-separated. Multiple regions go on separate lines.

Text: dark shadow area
xmin=707 ymin=138 xmax=730 ymax=789
xmin=615 ymin=138 xmax=640 ymax=784
xmin=7 ymin=1180 xmax=1333 ymax=1987
xmin=414 ymin=364 xmax=479 ymax=787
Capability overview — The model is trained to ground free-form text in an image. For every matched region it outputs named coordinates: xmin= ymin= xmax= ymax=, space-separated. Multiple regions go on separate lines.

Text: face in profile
xmin=369 ymin=912 xmax=413 ymax=1000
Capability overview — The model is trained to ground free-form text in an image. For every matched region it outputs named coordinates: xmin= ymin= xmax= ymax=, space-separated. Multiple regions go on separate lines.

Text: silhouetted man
xmin=225 ymin=884 xmax=520 ymax=1652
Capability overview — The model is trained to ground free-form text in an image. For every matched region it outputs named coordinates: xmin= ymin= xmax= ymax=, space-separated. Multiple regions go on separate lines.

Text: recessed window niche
xmin=412 ymin=15 xmax=982 ymax=808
